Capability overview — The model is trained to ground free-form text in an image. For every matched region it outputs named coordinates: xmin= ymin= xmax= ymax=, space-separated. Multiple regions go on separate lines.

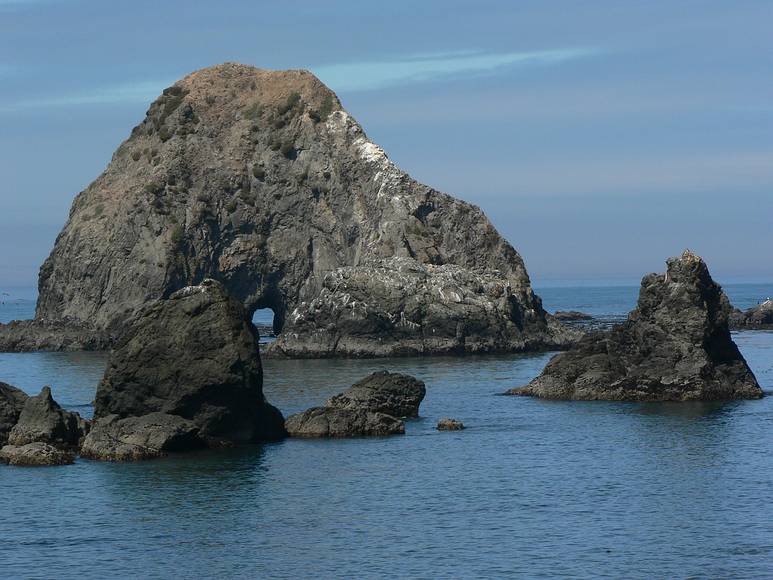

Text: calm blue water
xmin=1 ymin=283 xmax=772 ymax=579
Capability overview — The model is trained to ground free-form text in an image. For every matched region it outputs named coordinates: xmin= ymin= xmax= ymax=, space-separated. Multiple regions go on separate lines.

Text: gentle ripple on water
xmin=0 ymin=285 xmax=772 ymax=578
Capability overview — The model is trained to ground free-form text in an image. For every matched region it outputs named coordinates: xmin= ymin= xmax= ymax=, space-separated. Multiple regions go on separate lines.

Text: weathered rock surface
xmin=267 ymin=258 xmax=579 ymax=357
xmin=8 ymin=386 xmax=87 ymax=448
xmin=508 ymin=251 xmax=763 ymax=401
xmin=80 ymin=413 xmax=203 ymax=461
xmin=23 ymin=62 xmax=572 ymax=357
xmin=436 ymin=418 xmax=465 ymax=431
xmin=730 ymin=300 xmax=773 ymax=330
xmin=0 ymin=442 xmax=75 ymax=466
xmin=93 ymin=279 xmax=286 ymax=446
xmin=326 ymin=371 xmax=425 ymax=417
xmin=0 ymin=382 xmax=29 ymax=445
xmin=285 ymin=407 xmax=405 ymax=438
xmin=0 ymin=319 xmax=112 ymax=352
xmin=552 ymin=310 xmax=593 ymax=321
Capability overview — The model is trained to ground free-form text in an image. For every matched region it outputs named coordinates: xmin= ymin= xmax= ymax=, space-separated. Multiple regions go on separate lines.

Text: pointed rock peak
xmin=664 ymin=249 xmax=710 ymax=284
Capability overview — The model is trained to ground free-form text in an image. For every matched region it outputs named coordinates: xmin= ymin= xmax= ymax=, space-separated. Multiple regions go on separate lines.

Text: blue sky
xmin=1 ymin=0 xmax=771 ymax=286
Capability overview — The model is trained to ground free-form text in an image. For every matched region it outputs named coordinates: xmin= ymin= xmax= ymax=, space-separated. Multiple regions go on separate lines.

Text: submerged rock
xmin=285 ymin=407 xmax=404 ymax=438
xmin=92 ymin=279 xmax=285 ymax=453
xmin=508 ymin=251 xmax=763 ymax=401
xmin=326 ymin=371 xmax=426 ymax=418
xmin=730 ymin=300 xmax=773 ymax=330
xmin=27 ymin=62 xmax=573 ymax=357
xmin=80 ymin=413 xmax=203 ymax=461
xmin=8 ymin=386 xmax=87 ymax=448
xmin=0 ymin=382 xmax=28 ymax=445
xmin=436 ymin=418 xmax=465 ymax=431
xmin=0 ymin=442 xmax=75 ymax=466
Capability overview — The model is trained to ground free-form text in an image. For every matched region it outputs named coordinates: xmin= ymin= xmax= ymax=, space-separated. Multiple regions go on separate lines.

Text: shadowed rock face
xmin=93 ymin=279 xmax=285 ymax=445
xmin=0 ymin=382 xmax=29 ymax=445
xmin=509 ymin=251 xmax=763 ymax=401
xmin=29 ymin=62 xmax=572 ymax=357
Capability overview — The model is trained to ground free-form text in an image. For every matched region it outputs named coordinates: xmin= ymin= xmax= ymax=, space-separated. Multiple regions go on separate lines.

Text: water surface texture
xmin=1 ymin=284 xmax=771 ymax=578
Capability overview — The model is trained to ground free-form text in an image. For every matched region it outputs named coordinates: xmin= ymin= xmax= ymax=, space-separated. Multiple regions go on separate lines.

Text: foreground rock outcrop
xmin=326 ymin=371 xmax=425 ymax=418
xmin=13 ymin=62 xmax=573 ymax=357
xmin=91 ymin=279 xmax=285 ymax=458
xmin=508 ymin=251 xmax=763 ymax=401
xmin=81 ymin=413 xmax=203 ymax=461
xmin=285 ymin=371 xmax=425 ymax=437
xmin=730 ymin=299 xmax=773 ymax=330
xmin=1 ymin=384 xmax=87 ymax=466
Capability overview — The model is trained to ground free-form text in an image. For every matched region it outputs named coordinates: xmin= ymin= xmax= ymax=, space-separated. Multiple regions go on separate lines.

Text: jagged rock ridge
xmin=30 ymin=62 xmax=573 ymax=356
xmin=509 ymin=251 xmax=763 ymax=401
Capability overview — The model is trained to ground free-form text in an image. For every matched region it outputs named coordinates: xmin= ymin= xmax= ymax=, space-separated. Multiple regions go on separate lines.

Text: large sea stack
xmin=83 ymin=279 xmax=285 ymax=460
xmin=508 ymin=251 xmax=763 ymax=401
xmin=16 ymin=62 xmax=575 ymax=357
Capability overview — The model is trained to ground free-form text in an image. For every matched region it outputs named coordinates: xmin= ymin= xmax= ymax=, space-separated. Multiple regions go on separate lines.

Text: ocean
xmin=1 ymin=282 xmax=771 ymax=578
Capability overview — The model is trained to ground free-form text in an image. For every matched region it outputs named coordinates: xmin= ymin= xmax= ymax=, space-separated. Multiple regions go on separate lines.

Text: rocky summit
xmin=16 ymin=62 xmax=574 ymax=357
xmin=508 ymin=251 xmax=763 ymax=401
xmin=92 ymin=279 xmax=285 ymax=454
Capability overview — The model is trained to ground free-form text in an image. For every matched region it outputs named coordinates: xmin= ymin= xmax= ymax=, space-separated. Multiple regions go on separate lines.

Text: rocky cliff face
xmin=32 ymin=62 xmax=570 ymax=356
xmin=508 ymin=251 xmax=763 ymax=401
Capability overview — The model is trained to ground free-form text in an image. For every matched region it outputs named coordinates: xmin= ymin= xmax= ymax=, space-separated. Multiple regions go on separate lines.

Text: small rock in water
xmin=326 ymin=371 xmax=426 ymax=418
xmin=436 ymin=418 xmax=465 ymax=431
xmin=285 ymin=407 xmax=404 ymax=438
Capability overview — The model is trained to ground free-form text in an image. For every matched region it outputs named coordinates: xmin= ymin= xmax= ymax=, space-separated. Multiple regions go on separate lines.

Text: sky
xmin=1 ymin=0 xmax=771 ymax=287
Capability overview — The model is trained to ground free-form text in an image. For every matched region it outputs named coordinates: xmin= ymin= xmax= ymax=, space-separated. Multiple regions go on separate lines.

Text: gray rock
xmin=267 ymin=258 xmax=580 ymax=357
xmin=25 ymin=63 xmax=573 ymax=357
xmin=730 ymin=300 xmax=773 ymax=330
xmin=0 ymin=442 xmax=75 ymax=466
xmin=93 ymin=279 xmax=285 ymax=444
xmin=284 ymin=407 xmax=404 ymax=438
xmin=8 ymin=386 xmax=87 ymax=448
xmin=0 ymin=382 xmax=28 ymax=445
xmin=552 ymin=310 xmax=593 ymax=321
xmin=509 ymin=251 xmax=763 ymax=401
xmin=0 ymin=319 xmax=112 ymax=352
xmin=326 ymin=371 xmax=426 ymax=418
xmin=436 ymin=418 xmax=465 ymax=431
xmin=80 ymin=413 xmax=203 ymax=461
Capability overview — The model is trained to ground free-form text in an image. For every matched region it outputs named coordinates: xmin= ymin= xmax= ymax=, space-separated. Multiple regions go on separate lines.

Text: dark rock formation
xmin=508 ymin=251 xmax=763 ymax=401
xmin=552 ymin=310 xmax=593 ymax=321
xmin=326 ymin=371 xmax=425 ymax=418
xmin=285 ymin=370 xmax=426 ymax=437
xmin=730 ymin=300 xmax=773 ymax=330
xmin=93 ymin=279 xmax=285 ymax=448
xmin=0 ymin=382 xmax=28 ymax=445
xmin=285 ymin=407 xmax=404 ymax=438
xmin=8 ymin=386 xmax=87 ymax=448
xmin=81 ymin=413 xmax=203 ymax=461
xmin=21 ymin=62 xmax=573 ymax=357
xmin=0 ymin=319 xmax=112 ymax=352
xmin=436 ymin=418 xmax=465 ymax=431
xmin=0 ymin=442 xmax=75 ymax=466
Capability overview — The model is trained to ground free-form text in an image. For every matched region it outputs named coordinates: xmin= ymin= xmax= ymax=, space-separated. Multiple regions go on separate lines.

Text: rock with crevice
xmin=326 ymin=371 xmax=425 ymax=417
xmin=508 ymin=251 xmax=763 ymax=401
xmin=0 ymin=442 xmax=75 ymax=466
xmin=19 ymin=62 xmax=573 ymax=357
xmin=80 ymin=413 xmax=203 ymax=461
xmin=284 ymin=407 xmax=405 ymax=438
xmin=93 ymin=279 xmax=285 ymax=448
xmin=0 ymin=382 xmax=29 ymax=445
xmin=8 ymin=386 xmax=88 ymax=448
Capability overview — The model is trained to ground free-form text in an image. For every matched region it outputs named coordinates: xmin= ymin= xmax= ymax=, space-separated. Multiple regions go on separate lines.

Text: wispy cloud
xmin=311 ymin=48 xmax=599 ymax=92
xmin=0 ymin=80 xmax=172 ymax=113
